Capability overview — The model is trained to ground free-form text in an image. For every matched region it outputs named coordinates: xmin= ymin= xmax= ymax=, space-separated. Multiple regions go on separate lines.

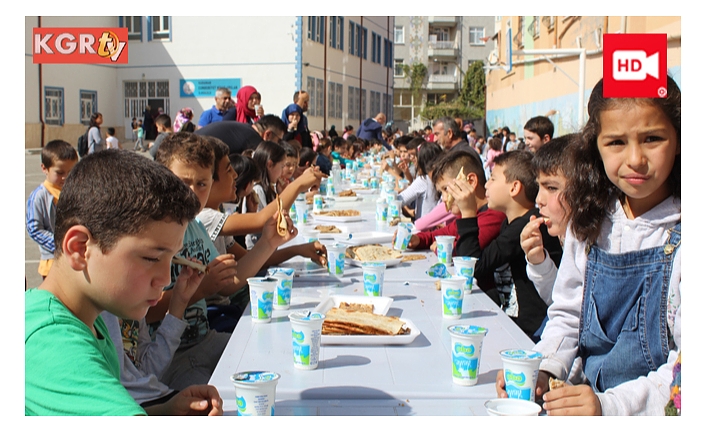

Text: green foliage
xmin=403 ymin=63 xmax=428 ymax=99
xmin=419 ymin=101 xmax=482 ymax=121
xmin=459 ymin=60 xmax=486 ymax=116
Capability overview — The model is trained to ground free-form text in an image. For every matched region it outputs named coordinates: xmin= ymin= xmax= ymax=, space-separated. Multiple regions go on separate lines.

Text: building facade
xmin=392 ymin=16 xmax=495 ymax=133
xmin=25 ymin=16 xmax=393 ymax=148
xmin=485 ymin=16 xmax=681 ymax=137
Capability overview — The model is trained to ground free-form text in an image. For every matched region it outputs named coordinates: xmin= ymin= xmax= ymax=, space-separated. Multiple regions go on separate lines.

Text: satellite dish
xmin=487 ymin=50 xmax=499 ymax=65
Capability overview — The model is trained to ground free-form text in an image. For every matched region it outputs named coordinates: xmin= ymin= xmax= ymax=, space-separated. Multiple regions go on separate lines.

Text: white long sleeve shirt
xmin=534 ymin=197 xmax=681 ymax=415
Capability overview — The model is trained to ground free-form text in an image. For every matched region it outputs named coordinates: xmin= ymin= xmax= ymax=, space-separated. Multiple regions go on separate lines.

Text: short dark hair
xmin=523 ymin=116 xmax=554 ymax=140
xmin=532 ymin=133 xmax=580 ymax=177
xmin=54 ymin=150 xmax=200 ymax=255
xmin=433 ymin=117 xmax=463 ymax=140
xmin=201 ymin=135 xmax=231 ymax=180
xmin=493 ymin=151 xmax=538 ymax=202
xmin=155 ymin=114 xmax=172 ymax=129
xmin=280 ymin=141 xmax=299 ymax=158
xmin=154 ymin=132 xmax=215 ymax=175
xmin=298 ymin=147 xmax=317 ymax=167
xmin=42 ymin=140 xmax=78 ymax=168
xmin=406 ymin=137 xmax=425 ymax=152
xmin=254 ymin=114 xmax=287 ymax=138
xmin=431 ymin=150 xmax=486 ymax=188
xmin=394 ymin=135 xmax=413 ymax=149
xmin=107 ymin=127 xmax=116 ymax=136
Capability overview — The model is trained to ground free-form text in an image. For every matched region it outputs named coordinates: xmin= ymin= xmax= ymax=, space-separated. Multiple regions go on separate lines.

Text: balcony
xmin=426 ymin=74 xmax=458 ymax=91
xmin=428 ymin=16 xmax=459 ymax=26
xmin=428 ymin=41 xmax=459 ymax=59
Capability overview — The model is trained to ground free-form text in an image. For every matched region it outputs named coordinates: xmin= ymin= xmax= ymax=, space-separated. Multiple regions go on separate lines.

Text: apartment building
xmin=392 ymin=16 xmax=494 ymax=132
xmin=25 ymin=16 xmax=393 ymax=148
xmin=485 ymin=16 xmax=681 ymax=137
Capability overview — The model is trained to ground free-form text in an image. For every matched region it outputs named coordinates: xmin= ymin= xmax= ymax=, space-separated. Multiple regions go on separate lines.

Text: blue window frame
xmin=308 ymin=16 xmax=325 ymax=44
xmin=119 ymin=16 xmax=142 ymax=41
xmin=147 ymin=16 xmax=171 ymax=42
xmin=79 ymin=90 xmax=97 ymax=126
xmin=44 ymin=86 xmax=64 ymax=126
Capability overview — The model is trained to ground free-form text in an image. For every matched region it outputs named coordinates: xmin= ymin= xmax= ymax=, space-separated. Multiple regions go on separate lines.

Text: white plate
xmin=340 ymin=231 xmax=394 ymax=246
xmin=352 ymin=188 xmax=378 ymax=195
xmin=312 ymin=214 xmax=363 ymax=223
xmin=346 ymin=257 xmax=403 ymax=268
xmin=278 ymin=259 xmax=328 ymax=274
xmin=314 ymin=295 xmax=393 ymax=315
xmin=332 ymin=196 xmax=361 ymax=202
xmin=321 ymin=318 xmax=420 ymax=345
xmin=310 ymin=225 xmax=349 ymax=240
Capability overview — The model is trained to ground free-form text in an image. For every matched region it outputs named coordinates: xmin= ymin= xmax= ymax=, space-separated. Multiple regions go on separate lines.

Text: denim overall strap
xmin=578 ymin=222 xmax=680 ymax=392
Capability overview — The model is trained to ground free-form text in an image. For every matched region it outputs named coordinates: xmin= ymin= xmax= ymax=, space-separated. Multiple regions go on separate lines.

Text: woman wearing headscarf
xmin=235 ymin=85 xmax=263 ymax=124
xmin=282 ymin=103 xmax=304 ymax=145
xmin=173 ymin=107 xmax=195 ymax=133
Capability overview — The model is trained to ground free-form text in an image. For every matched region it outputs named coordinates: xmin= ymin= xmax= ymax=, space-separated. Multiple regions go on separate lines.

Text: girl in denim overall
xmin=505 ymin=77 xmax=681 ymax=416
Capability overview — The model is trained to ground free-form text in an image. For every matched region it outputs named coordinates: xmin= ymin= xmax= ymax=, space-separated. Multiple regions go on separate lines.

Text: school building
xmin=25 ymin=16 xmax=394 ymax=148
xmin=484 ymin=16 xmax=681 ymax=137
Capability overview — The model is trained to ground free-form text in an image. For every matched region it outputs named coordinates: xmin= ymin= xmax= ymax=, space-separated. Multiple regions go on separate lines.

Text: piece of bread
xmin=277 ymin=196 xmax=288 ymax=236
xmin=549 ymin=377 xmax=566 ymax=390
xmin=338 ymin=302 xmax=374 ymax=313
xmin=323 ymin=307 xmax=409 ymax=335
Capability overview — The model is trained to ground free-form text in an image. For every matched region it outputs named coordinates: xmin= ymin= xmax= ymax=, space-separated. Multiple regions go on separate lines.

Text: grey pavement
xmin=25 ymin=145 xmax=153 ymax=289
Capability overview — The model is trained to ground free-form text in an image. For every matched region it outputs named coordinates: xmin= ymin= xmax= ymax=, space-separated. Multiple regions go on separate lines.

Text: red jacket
xmin=415 ymin=205 xmax=506 ymax=252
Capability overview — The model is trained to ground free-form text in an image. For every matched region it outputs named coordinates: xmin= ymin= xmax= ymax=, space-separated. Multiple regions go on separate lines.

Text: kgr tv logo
xmin=33 ymin=28 xmax=128 ymax=64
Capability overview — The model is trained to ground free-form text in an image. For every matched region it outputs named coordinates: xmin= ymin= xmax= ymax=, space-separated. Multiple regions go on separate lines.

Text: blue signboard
xmin=179 ymin=78 xmax=241 ymax=98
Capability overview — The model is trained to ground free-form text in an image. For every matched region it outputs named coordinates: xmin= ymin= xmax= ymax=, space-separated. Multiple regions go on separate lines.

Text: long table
xmin=208 ymin=193 xmax=535 ymax=415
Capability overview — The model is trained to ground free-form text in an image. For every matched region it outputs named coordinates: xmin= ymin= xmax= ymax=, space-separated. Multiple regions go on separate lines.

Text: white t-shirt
xmin=106 ymin=136 xmax=120 ymax=149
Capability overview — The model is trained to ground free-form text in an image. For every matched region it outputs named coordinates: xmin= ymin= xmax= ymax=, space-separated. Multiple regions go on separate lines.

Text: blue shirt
xmin=198 ymin=106 xmax=226 ymax=127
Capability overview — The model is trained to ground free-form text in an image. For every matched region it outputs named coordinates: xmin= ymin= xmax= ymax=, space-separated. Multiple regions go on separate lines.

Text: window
xmin=308 ymin=16 xmax=325 ymax=44
xmin=329 ymin=16 xmax=344 ymax=50
xmin=528 ymin=16 xmax=540 ymax=39
xmin=394 ymin=59 xmax=404 ymax=77
xmin=384 ymin=39 xmax=393 ymax=67
xmin=348 ymin=21 xmax=365 ymax=58
xmin=469 ymin=27 xmax=485 ymax=45
xmin=123 ymin=80 xmax=170 ymax=119
xmin=44 ymin=87 xmax=64 ymax=126
xmin=121 ymin=16 xmax=142 ymax=41
xmin=361 ymin=89 xmax=367 ymax=120
xmin=316 ymin=78 xmax=324 ymax=117
xmin=80 ymin=90 xmax=97 ymax=125
xmin=515 ymin=16 xmax=524 ymax=48
xmin=307 ymin=76 xmax=316 ymax=117
xmin=371 ymin=32 xmax=382 ymax=64
xmin=394 ymin=26 xmax=404 ymax=44
xmin=328 ymin=82 xmax=336 ymax=118
xmin=149 ymin=16 xmax=171 ymax=41
xmin=336 ymin=83 xmax=343 ymax=118
xmin=370 ymin=91 xmax=381 ymax=116
xmin=348 ymin=86 xmax=361 ymax=120
xmin=429 ymin=27 xmax=450 ymax=42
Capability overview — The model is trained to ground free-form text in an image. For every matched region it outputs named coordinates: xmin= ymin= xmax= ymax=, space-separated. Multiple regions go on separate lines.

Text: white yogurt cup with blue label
xmin=289 ymin=311 xmax=326 ymax=370
xmin=230 ymin=371 xmax=280 ymax=416
xmin=327 ymin=243 xmax=346 ymax=277
xmin=362 ymin=262 xmax=386 ymax=296
xmin=500 ymin=349 xmax=543 ymax=402
xmin=247 ymin=277 xmax=276 ymax=323
xmin=436 ymin=235 xmax=456 ymax=267
xmin=394 ymin=223 xmax=413 ymax=251
xmin=440 ymin=276 xmax=466 ymax=319
xmin=447 ymin=325 xmax=488 ymax=386
xmin=453 ymin=256 xmax=478 ymax=294
xmin=268 ymin=267 xmax=295 ymax=310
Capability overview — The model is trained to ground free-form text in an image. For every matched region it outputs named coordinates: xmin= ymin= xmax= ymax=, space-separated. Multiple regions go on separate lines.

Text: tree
xmin=402 ymin=62 xmax=427 ymax=101
xmin=459 ymin=60 xmax=486 ymax=117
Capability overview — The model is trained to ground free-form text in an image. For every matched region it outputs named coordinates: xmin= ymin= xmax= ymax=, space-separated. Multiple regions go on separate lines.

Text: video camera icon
xmin=612 ymin=50 xmax=659 ymax=81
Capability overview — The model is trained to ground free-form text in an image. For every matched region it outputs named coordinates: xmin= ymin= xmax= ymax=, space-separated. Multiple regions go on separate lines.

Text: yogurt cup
xmin=362 ymin=262 xmax=386 ymax=297
xmin=268 ymin=267 xmax=295 ymax=310
xmin=313 ymin=194 xmax=324 ymax=213
xmin=299 ymin=228 xmax=319 ymax=243
xmin=394 ymin=222 xmax=413 ymax=251
xmin=500 ymin=349 xmax=543 ymax=402
xmin=388 ymin=200 xmax=402 ymax=219
xmin=375 ymin=199 xmax=388 ymax=223
xmin=247 ymin=277 xmax=276 ymax=323
xmin=447 ymin=325 xmax=488 ymax=386
xmin=289 ymin=311 xmax=326 ymax=370
xmin=440 ymin=276 xmax=465 ymax=319
xmin=453 ymin=256 xmax=478 ymax=294
xmin=327 ymin=243 xmax=346 ymax=277
xmin=484 ymin=398 xmax=542 ymax=416
xmin=231 ymin=371 xmax=280 ymax=416
xmin=436 ymin=235 xmax=456 ymax=266
xmin=294 ymin=200 xmax=308 ymax=225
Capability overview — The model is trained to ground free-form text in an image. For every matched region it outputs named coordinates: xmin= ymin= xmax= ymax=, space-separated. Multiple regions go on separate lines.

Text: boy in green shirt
xmin=25 ymin=150 xmax=222 ymax=416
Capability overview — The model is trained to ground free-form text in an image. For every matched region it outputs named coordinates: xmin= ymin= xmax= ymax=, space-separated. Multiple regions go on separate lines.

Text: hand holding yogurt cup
xmin=495 ymin=368 xmax=550 ymax=400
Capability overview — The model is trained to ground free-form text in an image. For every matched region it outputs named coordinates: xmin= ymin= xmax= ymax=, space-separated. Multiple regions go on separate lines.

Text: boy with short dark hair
xmin=149 ymin=114 xmax=173 ymax=159
xmin=523 ymin=116 xmax=554 ymax=152
xmin=26 ymin=140 xmax=78 ymax=280
xmin=448 ymin=150 xmax=563 ymax=340
xmin=26 ymin=150 xmax=222 ymax=415
xmin=106 ymin=127 xmax=120 ymax=149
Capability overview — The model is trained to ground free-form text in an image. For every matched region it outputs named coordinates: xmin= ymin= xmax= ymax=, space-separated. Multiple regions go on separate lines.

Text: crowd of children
xmin=26 ymin=75 xmax=681 ymax=416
